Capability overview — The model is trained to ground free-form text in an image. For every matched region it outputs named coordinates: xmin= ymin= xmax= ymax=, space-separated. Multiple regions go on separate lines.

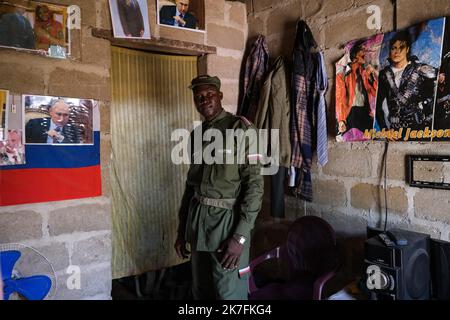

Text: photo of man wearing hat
xmin=174 ymin=75 xmax=264 ymax=299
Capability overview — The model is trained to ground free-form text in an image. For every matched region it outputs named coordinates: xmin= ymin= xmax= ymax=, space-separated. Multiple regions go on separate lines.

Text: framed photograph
xmin=0 ymin=1 xmax=70 ymax=58
xmin=157 ymin=0 xmax=205 ymax=32
xmin=24 ymin=95 xmax=95 ymax=145
xmin=0 ymin=129 xmax=25 ymax=166
xmin=109 ymin=0 xmax=151 ymax=39
xmin=0 ymin=89 xmax=8 ymax=142
xmin=0 ymin=90 xmax=26 ymax=166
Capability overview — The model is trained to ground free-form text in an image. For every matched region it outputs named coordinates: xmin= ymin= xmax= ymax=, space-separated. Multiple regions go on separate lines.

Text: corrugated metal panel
xmin=110 ymin=46 xmax=198 ymax=279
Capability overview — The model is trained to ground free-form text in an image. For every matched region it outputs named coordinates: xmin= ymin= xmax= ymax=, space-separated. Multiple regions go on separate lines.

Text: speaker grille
xmin=406 ymin=249 xmax=429 ymax=299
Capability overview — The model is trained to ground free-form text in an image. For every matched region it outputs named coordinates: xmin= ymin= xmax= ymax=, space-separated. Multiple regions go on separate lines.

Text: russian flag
xmin=0 ymin=106 xmax=101 ymax=206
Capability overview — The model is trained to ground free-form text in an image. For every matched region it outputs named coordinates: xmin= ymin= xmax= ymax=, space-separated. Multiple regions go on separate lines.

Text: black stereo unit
xmin=430 ymin=239 xmax=450 ymax=300
xmin=364 ymin=228 xmax=430 ymax=300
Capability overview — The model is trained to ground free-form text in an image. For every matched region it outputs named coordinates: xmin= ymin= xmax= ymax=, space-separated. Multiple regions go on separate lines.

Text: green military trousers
xmin=191 ymin=245 xmax=249 ymax=300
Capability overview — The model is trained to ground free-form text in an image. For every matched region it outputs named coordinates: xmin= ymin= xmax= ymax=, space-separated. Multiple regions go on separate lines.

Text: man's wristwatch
xmin=233 ymin=234 xmax=246 ymax=245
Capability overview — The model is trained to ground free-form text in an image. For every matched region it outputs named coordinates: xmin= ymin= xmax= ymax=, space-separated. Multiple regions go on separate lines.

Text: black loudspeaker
xmin=430 ymin=239 xmax=450 ymax=300
xmin=364 ymin=228 xmax=430 ymax=300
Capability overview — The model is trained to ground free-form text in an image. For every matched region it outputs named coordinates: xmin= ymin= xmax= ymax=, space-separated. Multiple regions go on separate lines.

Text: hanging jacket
xmin=239 ymin=35 xmax=269 ymax=122
xmin=254 ymin=56 xmax=291 ymax=168
xmin=290 ymin=20 xmax=317 ymax=202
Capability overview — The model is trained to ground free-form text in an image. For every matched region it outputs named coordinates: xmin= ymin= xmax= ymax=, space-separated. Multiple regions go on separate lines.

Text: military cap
xmin=189 ymin=75 xmax=221 ymax=90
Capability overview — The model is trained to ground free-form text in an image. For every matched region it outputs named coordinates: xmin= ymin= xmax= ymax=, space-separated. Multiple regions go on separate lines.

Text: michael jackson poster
xmin=434 ymin=18 xmax=450 ymax=141
xmin=335 ymin=34 xmax=383 ymax=142
xmin=336 ymin=17 xmax=447 ymax=142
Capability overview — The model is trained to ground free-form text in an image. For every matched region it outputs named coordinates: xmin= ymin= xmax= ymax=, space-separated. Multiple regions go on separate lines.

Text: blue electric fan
xmin=1 ymin=244 xmax=56 ymax=300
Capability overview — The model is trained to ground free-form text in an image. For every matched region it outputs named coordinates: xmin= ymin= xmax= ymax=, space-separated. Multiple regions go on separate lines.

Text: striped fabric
xmin=291 ymin=74 xmax=307 ymax=168
xmin=291 ymin=74 xmax=314 ymax=201
xmin=290 ymin=20 xmax=317 ymax=202
xmin=316 ymin=51 xmax=329 ymax=166
xmin=239 ymin=35 xmax=269 ymax=122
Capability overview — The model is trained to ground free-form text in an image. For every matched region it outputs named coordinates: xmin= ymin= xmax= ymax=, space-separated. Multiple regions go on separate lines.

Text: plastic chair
xmin=247 ymin=216 xmax=340 ymax=300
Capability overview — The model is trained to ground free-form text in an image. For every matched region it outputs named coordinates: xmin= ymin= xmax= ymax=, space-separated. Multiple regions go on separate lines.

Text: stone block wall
xmin=0 ymin=0 xmax=248 ymax=300
xmin=246 ymin=0 xmax=450 ymax=287
xmin=204 ymin=0 xmax=248 ymax=113
xmin=0 ymin=0 xmax=112 ymax=300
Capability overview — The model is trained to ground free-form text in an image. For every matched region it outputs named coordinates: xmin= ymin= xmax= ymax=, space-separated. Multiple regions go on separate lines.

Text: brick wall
xmin=0 ymin=0 xmax=248 ymax=300
xmin=0 ymin=0 xmax=112 ymax=300
xmin=203 ymin=0 xmax=247 ymax=113
xmin=246 ymin=0 xmax=450 ymax=287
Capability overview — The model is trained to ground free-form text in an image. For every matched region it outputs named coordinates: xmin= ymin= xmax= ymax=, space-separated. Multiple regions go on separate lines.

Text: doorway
xmin=110 ymin=46 xmax=198 ymax=280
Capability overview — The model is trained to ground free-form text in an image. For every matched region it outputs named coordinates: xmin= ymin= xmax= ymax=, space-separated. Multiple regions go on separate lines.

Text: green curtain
xmin=110 ymin=46 xmax=198 ymax=278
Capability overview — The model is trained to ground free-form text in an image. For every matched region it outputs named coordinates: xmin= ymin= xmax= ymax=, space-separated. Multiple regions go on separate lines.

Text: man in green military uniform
xmin=174 ymin=75 xmax=264 ymax=300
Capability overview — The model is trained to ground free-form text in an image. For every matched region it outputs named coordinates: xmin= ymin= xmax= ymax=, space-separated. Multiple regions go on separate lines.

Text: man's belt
xmin=194 ymin=193 xmax=236 ymax=210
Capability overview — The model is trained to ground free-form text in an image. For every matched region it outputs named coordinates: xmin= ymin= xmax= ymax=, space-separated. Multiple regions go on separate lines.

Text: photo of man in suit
xmin=25 ymin=99 xmax=81 ymax=144
xmin=117 ymin=0 xmax=145 ymax=37
xmin=0 ymin=3 xmax=35 ymax=50
xmin=159 ymin=0 xmax=197 ymax=29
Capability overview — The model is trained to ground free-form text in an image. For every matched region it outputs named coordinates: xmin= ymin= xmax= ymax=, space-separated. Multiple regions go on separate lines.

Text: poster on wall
xmin=0 ymin=94 xmax=101 ymax=206
xmin=0 ymin=88 xmax=8 ymax=141
xmin=374 ymin=18 xmax=445 ymax=142
xmin=0 ymin=1 xmax=70 ymax=58
xmin=0 ymin=89 xmax=26 ymax=166
xmin=335 ymin=34 xmax=383 ymax=142
xmin=157 ymin=0 xmax=205 ymax=32
xmin=335 ymin=17 xmax=448 ymax=142
xmin=434 ymin=18 xmax=450 ymax=141
xmin=109 ymin=0 xmax=151 ymax=39
xmin=24 ymin=95 xmax=94 ymax=145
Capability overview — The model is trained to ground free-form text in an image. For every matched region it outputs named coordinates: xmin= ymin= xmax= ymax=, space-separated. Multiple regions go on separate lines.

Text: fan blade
xmin=0 ymin=250 xmax=21 ymax=280
xmin=3 ymin=278 xmax=15 ymax=300
xmin=14 ymin=275 xmax=52 ymax=300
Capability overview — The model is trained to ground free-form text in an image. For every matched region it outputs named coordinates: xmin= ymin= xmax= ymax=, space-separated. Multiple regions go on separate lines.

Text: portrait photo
xmin=0 ymin=89 xmax=8 ymax=142
xmin=375 ymin=18 xmax=444 ymax=141
xmin=157 ymin=0 xmax=205 ymax=32
xmin=24 ymin=95 xmax=95 ymax=145
xmin=434 ymin=17 xmax=450 ymax=141
xmin=0 ymin=1 xmax=70 ymax=58
xmin=0 ymin=90 xmax=26 ymax=166
xmin=0 ymin=129 xmax=25 ymax=166
xmin=335 ymin=34 xmax=383 ymax=142
xmin=109 ymin=0 xmax=151 ymax=39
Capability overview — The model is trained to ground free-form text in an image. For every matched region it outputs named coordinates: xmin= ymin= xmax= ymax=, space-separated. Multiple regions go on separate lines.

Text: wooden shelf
xmin=91 ymin=28 xmax=216 ymax=56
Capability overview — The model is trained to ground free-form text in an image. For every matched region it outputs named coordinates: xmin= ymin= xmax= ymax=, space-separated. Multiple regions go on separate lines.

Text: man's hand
xmin=217 ymin=236 xmax=244 ymax=270
xmin=140 ymin=29 xmax=144 ymax=37
xmin=174 ymin=237 xmax=190 ymax=259
xmin=47 ymin=129 xmax=59 ymax=138
xmin=173 ymin=15 xmax=186 ymax=26
xmin=47 ymin=129 xmax=64 ymax=143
